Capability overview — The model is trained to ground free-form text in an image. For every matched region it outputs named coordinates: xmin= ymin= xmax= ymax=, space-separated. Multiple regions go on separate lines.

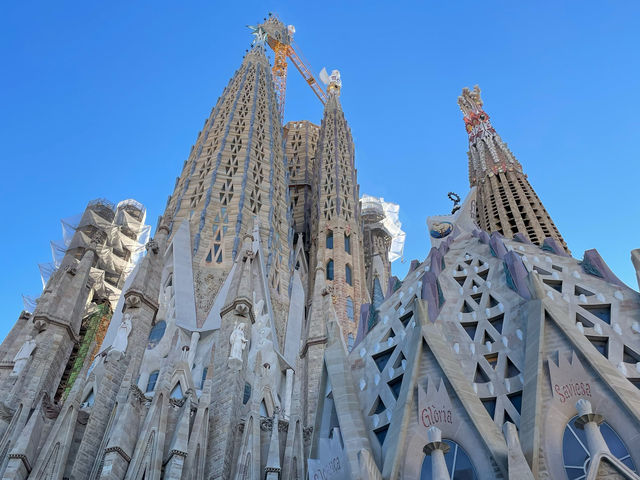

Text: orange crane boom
xmin=261 ymin=15 xmax=326 ymax=121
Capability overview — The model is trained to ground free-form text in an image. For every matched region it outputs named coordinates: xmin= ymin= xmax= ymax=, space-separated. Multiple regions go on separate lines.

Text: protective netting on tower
xmin=23 ymin=198 xmax=150 ymax=312
xmin=360 ymin=194 xmax=406 ymax=262
xmin=61 ymin=302 xmax=113 ymax=400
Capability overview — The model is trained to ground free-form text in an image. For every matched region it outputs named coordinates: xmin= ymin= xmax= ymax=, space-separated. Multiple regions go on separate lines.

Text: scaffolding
xmin=23 ymin=198 xmax=150 ymax=312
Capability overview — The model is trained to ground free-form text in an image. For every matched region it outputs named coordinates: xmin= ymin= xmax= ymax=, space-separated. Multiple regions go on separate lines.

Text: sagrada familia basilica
xmin=1 ymin=16 xmax=640 ymax=480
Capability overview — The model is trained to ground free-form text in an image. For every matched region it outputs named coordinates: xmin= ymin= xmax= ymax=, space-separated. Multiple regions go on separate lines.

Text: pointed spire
xmin=163 ymin=30 xmax=290 ymax=323
xmin=459 ymin=85 xmax=568 ymax=251
xmin=312 ymin=67 xmax=368 ymax=338
xmin=458 ymin=85 xmax=523 ymax=182
xmin=264 ymin=409 xmax=282 ymax=479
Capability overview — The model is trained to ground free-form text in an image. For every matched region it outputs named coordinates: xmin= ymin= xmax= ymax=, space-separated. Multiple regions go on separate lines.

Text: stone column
xmin=574 ymin=399 xmax=609 ymax=456
xmin=422 ymin=427 xmax=450 ymax=480
xmin=283 ymin=368 xmax=293 ymax=420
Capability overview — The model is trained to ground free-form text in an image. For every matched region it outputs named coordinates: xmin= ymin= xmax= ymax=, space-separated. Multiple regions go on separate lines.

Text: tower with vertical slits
xmin=309 ymin=73 xmax=368 ymax=344
xmin=164 ymin=43 xmax=291 ymax=328
xmin=284 ymin=120 xmax=320 ymax=248
xmin=459 ymin=85 xmax=569 ymax=252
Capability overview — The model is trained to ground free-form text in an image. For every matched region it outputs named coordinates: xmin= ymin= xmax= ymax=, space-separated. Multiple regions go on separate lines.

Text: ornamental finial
xmin=247 ymin=24 xmax=267 ymax=46
xmin=458 ymin=85 xmax=494 ymax=139
xmin=320 ymin=68 xmax=342 ymax=95
xmin=458 ymin=85 xmax=483 ymax=117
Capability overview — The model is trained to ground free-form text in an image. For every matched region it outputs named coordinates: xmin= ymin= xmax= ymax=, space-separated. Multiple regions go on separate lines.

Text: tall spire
xmin=459 ymin=85 xmax=568 ymax=252
xmin=163 ymin=42 xmax=291 ymax=322
xmin=310 ymin=72 xmax=368 ymax=343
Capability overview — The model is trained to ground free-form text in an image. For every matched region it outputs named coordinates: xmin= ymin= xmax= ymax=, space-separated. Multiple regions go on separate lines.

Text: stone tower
xmin=361 ymin=196 xmax=393 ymax=311
xmin=459 ymin=85 xmax=569 ymax=252
xmin=310 ymin=72 xmax=368 ymax=340
xmin=284 ymin=120 xmax=320 ymax=249
xmin=300 ymin=71 xmax=369 ymax=431
xmin=164 ymin=41 xmax=291 ymax=333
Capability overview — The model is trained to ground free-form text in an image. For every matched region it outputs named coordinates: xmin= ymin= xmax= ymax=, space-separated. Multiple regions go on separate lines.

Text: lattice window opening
xmin=223 ymin=157 xmax=240 ymax=177
xmin=251 ymin=162 xmax=265 ymax=185
xmin=248 ymin=187 xmax=263 ymax=214
xmin=233 ymin=119 xmax=247 ymax=135
xmin=219 ymin=178 xmax=235 ymax=206
xmin=198 ymin=165 xmax=212 ymax=181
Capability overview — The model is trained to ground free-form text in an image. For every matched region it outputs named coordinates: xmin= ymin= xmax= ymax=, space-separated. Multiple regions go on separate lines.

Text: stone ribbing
xmin=162 ymin=44 xmax=290 ymax=316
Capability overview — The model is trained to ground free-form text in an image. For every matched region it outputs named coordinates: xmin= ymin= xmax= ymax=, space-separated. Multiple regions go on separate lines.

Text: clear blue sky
xmin=1 ymin=1 xmax=639 ymax=340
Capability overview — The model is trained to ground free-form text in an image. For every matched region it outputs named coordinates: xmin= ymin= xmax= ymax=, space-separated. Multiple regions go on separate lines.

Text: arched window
xmin=373 ymin=277 xmax=384 ymax=308
xmin=146 ymin=371 xmax=159 ymax=393
xmin=346 ymin=297 xmax=354 ymax=322
xmin=326 ymin=230 xmax=333 ymax=249
xmin=345 ymin=264 xmax=353 ymax=285
xmin=420 ymin=439 xmax=476 ymax=479
xmin=326 ymin=260 xmax=334 ymax=281
xmin=170 ymin=382 xmax=183 ymax=399
xmin=344 ymin=233 xmax=351 ymax=254
xmin=82 ymin=389 xmax=95 ymax=408
xmin=200 ymin=367 xmax=208 ymax=389
xmin=563 ymin=415 xmax=636 ymax=477
xmin=243 ymin=382 xmax=252 ymax=404
xmin=147 ymin=321 xmax=166 ymax=350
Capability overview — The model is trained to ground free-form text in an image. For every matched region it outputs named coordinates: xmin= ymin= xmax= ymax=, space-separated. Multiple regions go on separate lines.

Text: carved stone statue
xmin=11 ymin=336 xmax=36 ymax=376
xmin=112 ymin=313 xmax=132 ymax=353
xmin=228 ymin=323 xmax=248 ymax=370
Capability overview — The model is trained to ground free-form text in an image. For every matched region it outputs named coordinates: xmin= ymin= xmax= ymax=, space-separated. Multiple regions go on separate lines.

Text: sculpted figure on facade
xmin=111 ymin=313 xmax=132 ymax=353
xmin=228 ymin=322 xmax=248 ymax=370
xmin=11 ymin=335 xmax=36 ymax=376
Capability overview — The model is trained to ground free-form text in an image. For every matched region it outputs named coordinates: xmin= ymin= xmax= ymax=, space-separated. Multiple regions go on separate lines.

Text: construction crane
xmin=256 ymin=14 xmax=327 ymax=121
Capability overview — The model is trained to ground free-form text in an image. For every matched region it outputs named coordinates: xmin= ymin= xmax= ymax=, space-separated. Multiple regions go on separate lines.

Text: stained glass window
xmin=147 ymin=321 xmax=166 ymax=350
xmin=146 ymin=371 xmax=159 ymax=393
xmin=420 ymin=440 xmax=477 ymax=480
xmin=326 ymin=260 xmax=334 ymax=281
xmin=326 ymin=231 xmax=333 ymax=249
xmin=346 ymin=297 xmax=354 ymax=322
xmin=563 ymin=415 xmax=636 ymax=479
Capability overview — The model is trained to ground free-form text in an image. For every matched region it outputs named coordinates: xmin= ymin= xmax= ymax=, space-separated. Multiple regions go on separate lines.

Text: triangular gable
xmin=417 ymin=300 xmax=509 ymax=477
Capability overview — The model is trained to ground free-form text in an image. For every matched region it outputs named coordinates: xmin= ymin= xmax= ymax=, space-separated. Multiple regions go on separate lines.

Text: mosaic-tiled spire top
xmin=458 ymin=85 xmax=523 ymax=185
xmin=164 ymin=42 xmax=291 ymax=317
xmin=459 ymin=85 xmax=568 ymax=252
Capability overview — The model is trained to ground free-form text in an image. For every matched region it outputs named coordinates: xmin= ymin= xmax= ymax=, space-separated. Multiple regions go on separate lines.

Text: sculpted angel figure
xmin=111 ymin=313 xmax=133 ymax=353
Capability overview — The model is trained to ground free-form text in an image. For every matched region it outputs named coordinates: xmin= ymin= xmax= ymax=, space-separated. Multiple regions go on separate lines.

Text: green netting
xmin=63 ymin=303 xmax=112 ymax=400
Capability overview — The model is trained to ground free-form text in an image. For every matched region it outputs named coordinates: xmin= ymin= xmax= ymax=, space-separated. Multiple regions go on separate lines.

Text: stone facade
xmin=1 ymin=19 xmax=639 ymax=480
